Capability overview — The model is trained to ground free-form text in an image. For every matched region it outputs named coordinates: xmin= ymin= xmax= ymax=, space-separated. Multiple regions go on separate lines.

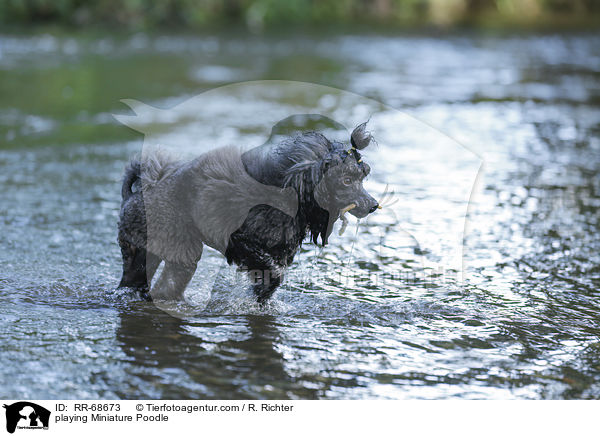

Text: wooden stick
xmin=339 ymin=203 xmax=356 ymax=235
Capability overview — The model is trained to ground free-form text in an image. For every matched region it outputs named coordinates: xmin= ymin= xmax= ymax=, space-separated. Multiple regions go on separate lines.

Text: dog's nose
xmin=369 ymin=203 xmax=379 ymax=214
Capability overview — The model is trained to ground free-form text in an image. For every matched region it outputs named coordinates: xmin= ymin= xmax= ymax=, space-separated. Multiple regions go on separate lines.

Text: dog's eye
xmin=343 ymin=177 xmax=353 ymax=186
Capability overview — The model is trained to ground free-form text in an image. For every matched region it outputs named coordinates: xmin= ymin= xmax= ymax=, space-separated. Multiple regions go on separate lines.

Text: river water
xmin=0 ymin=30 xmax=599 ymax=399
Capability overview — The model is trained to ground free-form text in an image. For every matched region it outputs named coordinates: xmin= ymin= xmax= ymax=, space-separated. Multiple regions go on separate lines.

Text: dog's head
xmin=314 ymin=122 xmax=379 ymax=219
xmin=277 ymin=118 xmax=379 ymax=245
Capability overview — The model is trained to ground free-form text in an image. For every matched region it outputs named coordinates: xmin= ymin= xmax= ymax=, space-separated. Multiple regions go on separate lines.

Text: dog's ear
xmin=320 ymin=155 xmax=333 ymax=173
xmin=320 ymin=154 xmax=341 ymax=173
xmin=350 ymin=122 xmax=372 ymax=150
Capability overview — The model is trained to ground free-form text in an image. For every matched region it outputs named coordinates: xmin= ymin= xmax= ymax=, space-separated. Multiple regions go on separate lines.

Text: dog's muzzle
xmin=349 ymin=192 xmax=379 ymax=218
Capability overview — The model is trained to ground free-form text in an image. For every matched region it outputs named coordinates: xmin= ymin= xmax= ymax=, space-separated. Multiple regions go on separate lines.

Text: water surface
xmin=1 ymin=30 xmax=599 ymax=399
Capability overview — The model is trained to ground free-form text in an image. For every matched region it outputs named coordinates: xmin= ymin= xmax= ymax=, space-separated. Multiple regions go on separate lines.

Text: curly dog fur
xmin=117 ymin=120 xmax=378 ymax=303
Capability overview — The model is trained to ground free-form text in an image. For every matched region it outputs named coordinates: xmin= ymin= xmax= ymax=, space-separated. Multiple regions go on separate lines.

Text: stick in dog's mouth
xmin=339 ymin=203 xmax=356 ymax=235
xmin=338 ymin=202 xmax=383 ymax=236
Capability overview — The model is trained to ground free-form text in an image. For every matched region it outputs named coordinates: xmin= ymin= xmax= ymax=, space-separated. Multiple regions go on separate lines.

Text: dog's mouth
xmin=338 ymin=199 xmax=383 ymax=235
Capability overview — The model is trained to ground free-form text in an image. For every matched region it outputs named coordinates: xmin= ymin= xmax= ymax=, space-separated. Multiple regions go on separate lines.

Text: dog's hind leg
xmin=151 ymin=261 xmax=197 ymax=300
xmin=118 ymin=242 xmax=157 ymax=301
xmin=118 ymin=242 xmax=150 ymax=291
xmin=146 ymin=252 xmax=162 ymax=284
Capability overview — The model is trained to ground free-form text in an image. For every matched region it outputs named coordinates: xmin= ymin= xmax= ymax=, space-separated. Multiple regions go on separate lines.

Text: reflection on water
xmin=0 ymin=30 xmax=599 ymax=399
xmin=116 ymin=308 xmax=320 ymax=399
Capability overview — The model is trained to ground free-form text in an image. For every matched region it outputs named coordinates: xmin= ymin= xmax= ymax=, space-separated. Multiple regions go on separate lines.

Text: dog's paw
xmin=108 ymin=286 xmax=153 ymax=303
xmin=138 ymin=290 xmax=153 ymax=302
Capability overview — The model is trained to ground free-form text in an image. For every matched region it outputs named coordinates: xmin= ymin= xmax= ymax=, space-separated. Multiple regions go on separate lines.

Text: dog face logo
xmin=3 ymin=402 xmax=50 ymax=434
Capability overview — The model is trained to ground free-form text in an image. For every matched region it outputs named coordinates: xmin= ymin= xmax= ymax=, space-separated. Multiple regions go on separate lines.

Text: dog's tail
xmin=121 ymin=151 xmax=179 ymax=201
xmin=121 ymin=159 xmax=141 ymax=202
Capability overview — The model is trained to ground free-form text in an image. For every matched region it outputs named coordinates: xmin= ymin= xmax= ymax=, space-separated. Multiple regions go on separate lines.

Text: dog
xmin=117 ymin=120 xmax=379 ymax=304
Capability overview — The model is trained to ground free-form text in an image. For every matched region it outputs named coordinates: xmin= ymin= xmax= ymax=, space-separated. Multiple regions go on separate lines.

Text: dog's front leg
xmin=249 ymin=266 xmax=283 ymax=305
xmin=150 ymin=261 xmax=196 ymax=300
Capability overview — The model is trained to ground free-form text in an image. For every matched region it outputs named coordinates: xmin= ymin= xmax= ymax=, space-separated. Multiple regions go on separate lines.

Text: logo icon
xmin=3 ymin=402 xmax=50 ymax=434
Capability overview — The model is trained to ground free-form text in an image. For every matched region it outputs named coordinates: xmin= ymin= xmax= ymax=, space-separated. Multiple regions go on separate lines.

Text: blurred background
xmin=1 ymin=0 xmax=600 ymax=30
xmin=1 ymin=0 xmax=600 ymax=400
